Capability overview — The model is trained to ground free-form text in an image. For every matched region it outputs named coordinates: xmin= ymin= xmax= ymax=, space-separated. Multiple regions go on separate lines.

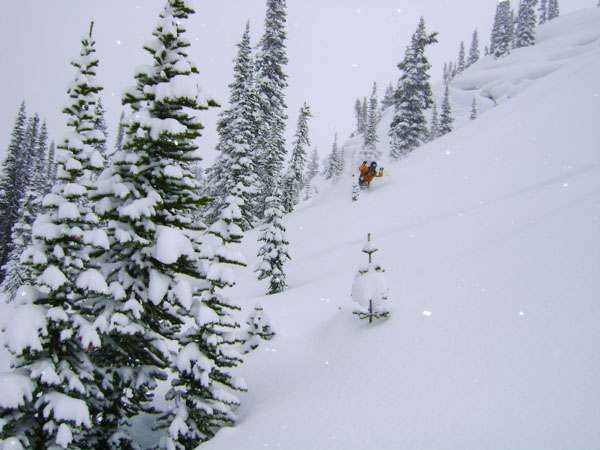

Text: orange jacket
xmin=359 ymin=164 xmax=383 ymax=183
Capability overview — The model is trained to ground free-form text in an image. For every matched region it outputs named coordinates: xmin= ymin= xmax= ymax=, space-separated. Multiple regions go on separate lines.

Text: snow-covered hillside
xmin=201 ymin=8 xmax=600 ymax=449
xmin=1 ymin=6 xmax=599 ymax=450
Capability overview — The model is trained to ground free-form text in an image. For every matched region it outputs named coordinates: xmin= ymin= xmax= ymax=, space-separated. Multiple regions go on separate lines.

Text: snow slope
xmin=1 ymin=6 xmax=599 ymax=450
xmin=203 ymin=8 xmax=600 ymax=450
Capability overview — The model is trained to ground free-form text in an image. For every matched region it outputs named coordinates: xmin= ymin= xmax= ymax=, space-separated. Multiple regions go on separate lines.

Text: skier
xmin=358 ymin=161 xmax=384 ymax=189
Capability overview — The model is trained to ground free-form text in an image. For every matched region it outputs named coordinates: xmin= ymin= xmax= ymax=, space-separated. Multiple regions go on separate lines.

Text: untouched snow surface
xmin=1 ymin=7 xmax=599 ymax=450
xmin=203 ymin=8 xmax=600 ymax=450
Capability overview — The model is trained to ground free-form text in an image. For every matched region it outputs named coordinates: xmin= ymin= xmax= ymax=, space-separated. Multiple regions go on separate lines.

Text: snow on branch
xmin=0 ymin=373 xmax=35 ymax=409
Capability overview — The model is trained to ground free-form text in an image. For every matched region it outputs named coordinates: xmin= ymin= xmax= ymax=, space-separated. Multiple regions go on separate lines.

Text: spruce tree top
xmin=59 ymin=22 xmax=105 ymax=184
xmin=362 ymin=233 xmax=378 ymax=264
xmin=256 ymin=0 xmax=289 ymax=91
xmin=228 ymin=21 xmax=254 ymax=106
xmin=396 ymin=17 xmax=438 ymax=109
xmin=114 ymin=0 xmax=218 ymax=232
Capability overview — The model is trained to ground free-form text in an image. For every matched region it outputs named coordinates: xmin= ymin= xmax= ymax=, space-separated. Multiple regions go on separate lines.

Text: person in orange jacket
xmin=358 ymin=160 xmax=384 ymax=188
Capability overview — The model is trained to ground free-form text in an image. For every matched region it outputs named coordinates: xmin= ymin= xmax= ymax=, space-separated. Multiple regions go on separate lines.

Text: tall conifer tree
xmin=439 ymin=84 xmax=454 ymax=136
xmin=443 ymin=62 xmax=450 ymax=84
xmin=45 ymin=141 xmax=57 ymax=195
xmin=255 ymin=0 xmax=289 ymax=218
xmin=467 ymin=29 xmax=480 ymax=68
xmin=381 ymin=82 xmax=396 ymax=110
xmin=428 ymin=101 xmax=440 ymax=142
xmin=282 ymin=102 xmax=312 ymax=213
xmin=457 ymin=41 xmax=466 ymax=73
xmin=363 ymin=82 xmax=380 ymax=161
xmin=539 ymin=0 xmax=548 ymax=24
xmin=490 ymin=1 xmax=514 ymax=58
xmin=0 ymin=22 xmax=107 ymax=449
xmin=206 ymin=21 xmax=260 ymax=230
xmin=548 ymin=0 xmax=559 ymax=20
xmin=20 ymin=115 xmax=41 ymax=192
xmin=2 ymin=121 xmax=49 ymax=300
xmin=305 ymin=146 xmax=320 ymax=183
xmin=114 ymin=111 xmax=126 ymax=154
xmin=325 ymin=133 xmax=343 ymax=180
xmin=354 ymin=98 xmax=366 ymax=134
xmin=389 ymin=17 xmax=438 ymax=159
xmin=515 ymin=0 xmax=538 ymax=48
xmin=302 ymin=146 xmax=320 ymax=201
xmin=0 ymin=103 xmax=31 ymax=280
xmin=89 ymin=1 xmax=242 ymax=445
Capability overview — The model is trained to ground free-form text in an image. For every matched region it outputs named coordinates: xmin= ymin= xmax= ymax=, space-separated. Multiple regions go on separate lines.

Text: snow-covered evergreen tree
xmin=89 ymin=1 xmax=227 ymax=445
xmin=256 ymin=184 xmax=290 ymax=295
xmin=0 ymin=103 xmax=28 ymax=277
xmin=114 ymin=111 xmax=126 ymax=154
xmin=539 ymin=0 xmax=548 ymax=24
xmin=451 ymin=60 xmax=458 ymax=79
xmin=351 ymin=233 xmax=390 ymax=323
xmin=45 ymin=140 xmax=57 ymax=195
xmin=457 ymin=41 xmax=466 ymax=73
xmin=205 ymin=21 xmax=259 ymax=230
xmin=92 ymin=97 xmax=109 ymax=168
xmin=2 ymin=121 xmax=49 ymax=300
xmin=20 ymin=114 xmax=41 ymax=189
xmin=389 ymin=17 xmax=438 ymax=160
xmin=158 ymin=185 xmax=247 ymax=447
xmin=470 ymin=97 xmax=478 ymax=120
xmin=428 ymin=101 xmax=440 ymax=142
xmin=515 ymin=0 xmax=538 ymax=48
xmin=241 ymin=302 xmax=275 ymax=353
xmin=362 ymin=82 xmax=380 ymax=162
xmin=439 ymin=84 xmax=454 ymax=136
xmin=302 ymin=147 xmax=320 ymax=202
xmin=325 ymin=133 xmax=343 ymax=180
xmin=490 ymin=1 xmax=514 ymax=58
xmin=0 ymin=103 xmax=34 ymax=280
xmin=0 ymin=22 xmax=107 ymax=449
xmin=381 ymin=82 xmax=396 ymax=110
xmin=548 ymin=0 xmax=559 ymax=20
xmin=254 ymin=0 xmax=289 ymax=218
xmin=443 ymin=62 xmax=450 ymax=85
xmin=305 ymin=146 xmax=320 ymax=183
xmin=281 ymin=102 xmax=312 ymax=213
xmin=466 ymin=29 xmax=480 ymax=68
xmin=36 ymin=123 xmax=50 ymax=189
xmin=338 ymin=146 xmax=346 ymax=177
xmin=354 ymin=98 xmax=366 ymax=134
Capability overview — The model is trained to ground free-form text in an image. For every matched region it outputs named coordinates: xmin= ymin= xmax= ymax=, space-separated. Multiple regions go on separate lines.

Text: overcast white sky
xmin=0 ymin=0 xmax=592 ymax=166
